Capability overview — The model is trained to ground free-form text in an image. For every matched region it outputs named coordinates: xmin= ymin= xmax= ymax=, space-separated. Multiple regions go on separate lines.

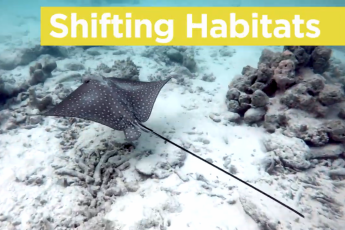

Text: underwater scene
xmin=2 ymin=0 xmax=345 ymax=230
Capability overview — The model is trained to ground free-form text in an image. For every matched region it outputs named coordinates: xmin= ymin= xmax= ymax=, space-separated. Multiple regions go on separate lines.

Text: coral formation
xmin=111 ymin=57 xmax=140 ymax=81
xmin=225 ymin=46 xmax=345 ymax=176
xmin=92 ymin=57 xmax=140 ymax=81
xmin=29 ymin=60 xmax=57 ymax=85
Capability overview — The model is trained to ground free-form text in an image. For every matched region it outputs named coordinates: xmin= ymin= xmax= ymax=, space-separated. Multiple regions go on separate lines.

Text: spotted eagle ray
xmin=40 ymin=75 xmax=303 ymax=218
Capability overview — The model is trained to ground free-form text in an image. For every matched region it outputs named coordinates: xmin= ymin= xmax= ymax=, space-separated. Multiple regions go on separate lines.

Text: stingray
xmin=38 ymin=75 xmax=303 ymax=218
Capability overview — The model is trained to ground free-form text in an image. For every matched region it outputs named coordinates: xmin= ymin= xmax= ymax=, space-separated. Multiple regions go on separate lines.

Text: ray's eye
xmin=85 ymin=80 xmax=91 ymax=84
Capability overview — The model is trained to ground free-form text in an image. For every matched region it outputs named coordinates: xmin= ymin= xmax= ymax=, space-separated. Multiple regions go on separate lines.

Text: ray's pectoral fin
xmin=124 ymin=125 xmax=142 ymax=142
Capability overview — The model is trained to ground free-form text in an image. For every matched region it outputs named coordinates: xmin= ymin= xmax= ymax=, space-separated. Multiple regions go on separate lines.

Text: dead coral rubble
xmin=94 ymin=57 xmax=140 ymax=81
xmin=112 ymin=57 xmax=140 ymax=81
xmin=28 ymin=88 xmax=53 ymax=112
xmin=141 ymin=46 xmax=197 ymax=72
xmin=0 ymin=119 xmax=139 ymax=229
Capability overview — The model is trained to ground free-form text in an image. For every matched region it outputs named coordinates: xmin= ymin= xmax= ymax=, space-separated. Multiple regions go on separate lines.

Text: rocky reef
xmin=226 ymin=46 xmax=345 ymax=170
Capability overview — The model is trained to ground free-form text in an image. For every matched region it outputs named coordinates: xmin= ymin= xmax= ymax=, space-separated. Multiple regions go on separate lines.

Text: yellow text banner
xmin=41 ymin=7 xmax=345 ymax=46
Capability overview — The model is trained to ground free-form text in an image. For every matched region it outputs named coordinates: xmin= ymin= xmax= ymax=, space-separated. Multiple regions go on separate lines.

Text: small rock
xmin=209 ymin=114 xmax=221 ymax=123
xmin=293 ymin=47 xmax=311 ymax=67
xmin=318 ymin=84 xmax=344 ymax=106
xmin=226 ymin=88 xmax=241 ymax=100
xmin=202 ymin=73 xmax=216 ymax=82
xmin=135 ymin=159 xmax=155 ymax=176
xmin=15 ymin=114 xmax=26 ymax=124
xmin=183 ymin=54 xmax=197 ymax=72
xmin=4 ymin=121 xmax=17 ymax=130
xmin=113 ymin=50 xmax=126 ymax=55
xmin=203 ymin=139 xmax=210 ymax=144
xmin=259 ymin=48 xmax=282 ymax=68
xmin=302 ymin=74 xmax=325 ymax=94
xmin=238 ymin=93 xmax=251 ymax=104
xmin=166 ymin=48 xmax=183 ymax=63
xmin=227 ymin=199 xmax=237 ymax=205
xmin=224 ymin=112 xmax=241 ymax=123
xmin=125 ymin=182 xmax=140 ymax=192
xmin=205 ymin=158 xmax=213 ymax=163
xmin=65 ymin=62 xmax=85 ymax=71
xmin=223 ymin=157 xmax=231 ymax=169
xmin=244 ymin=108 xmax=266 ymax=124
xmin=154 ymin=169 xmax=172 ymax=179
xmin=28 ymin=116 xmax=43 ymax=125
xmin=273 ymin=59 xmax=296 ymax=90
xmin=264 ymin=110 xmax=286 ymax=127
xmin=118 ymin=161 xmax=130 ymax=171
xmin=263 ymin=122 xmax=276 ymax=133
xmin=311 ymin=46 xmax=332 ymax=74
xmin=226 ymin=100 xmax=241 ymax=113
xmin=228 ymin=75 xmax=252 ymax=94
xmin=251 ymin=82 xmax=266 ymax=91
xmin=309 ymin=144 xmax=345 ymax=159
xmin=86 ymin=50 xmax=101 ymax=56
xmin=172 ymin=66 xmax=193 ymax=77
xmin=280 ymin=84 xmax=319 ymax=114
xmin=323 ymin=120 xmax=345 ymax=142
xmin=251 ymin=90 xmax=269 ymax=107
xmin=29 ymin=69 xmax=45 ymax=85
xmin=105 ymin=187 xmax=123 ymax=196
xmin=229 ymin=165 xmax=238 ymax=174
xmin=242 ymin=65 xmax=257 ymax=76
xmin=0 ymin=215 xmax=8 ymax=222
xmin=338 ymin=108 xmax=345 ymax=119
xmin=101 ymin=65 xmax=112 ymax=73
xmin=42 ymin=60 xmax=57 ymax=73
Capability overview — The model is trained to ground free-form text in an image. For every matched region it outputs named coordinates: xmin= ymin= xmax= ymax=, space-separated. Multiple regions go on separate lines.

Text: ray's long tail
xmin=138 ymin=123 xmax=304 ymax=218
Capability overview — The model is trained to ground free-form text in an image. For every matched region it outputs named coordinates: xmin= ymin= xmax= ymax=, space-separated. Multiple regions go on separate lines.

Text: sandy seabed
xmin=1 ymin=4 xmax=345 ymax=230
